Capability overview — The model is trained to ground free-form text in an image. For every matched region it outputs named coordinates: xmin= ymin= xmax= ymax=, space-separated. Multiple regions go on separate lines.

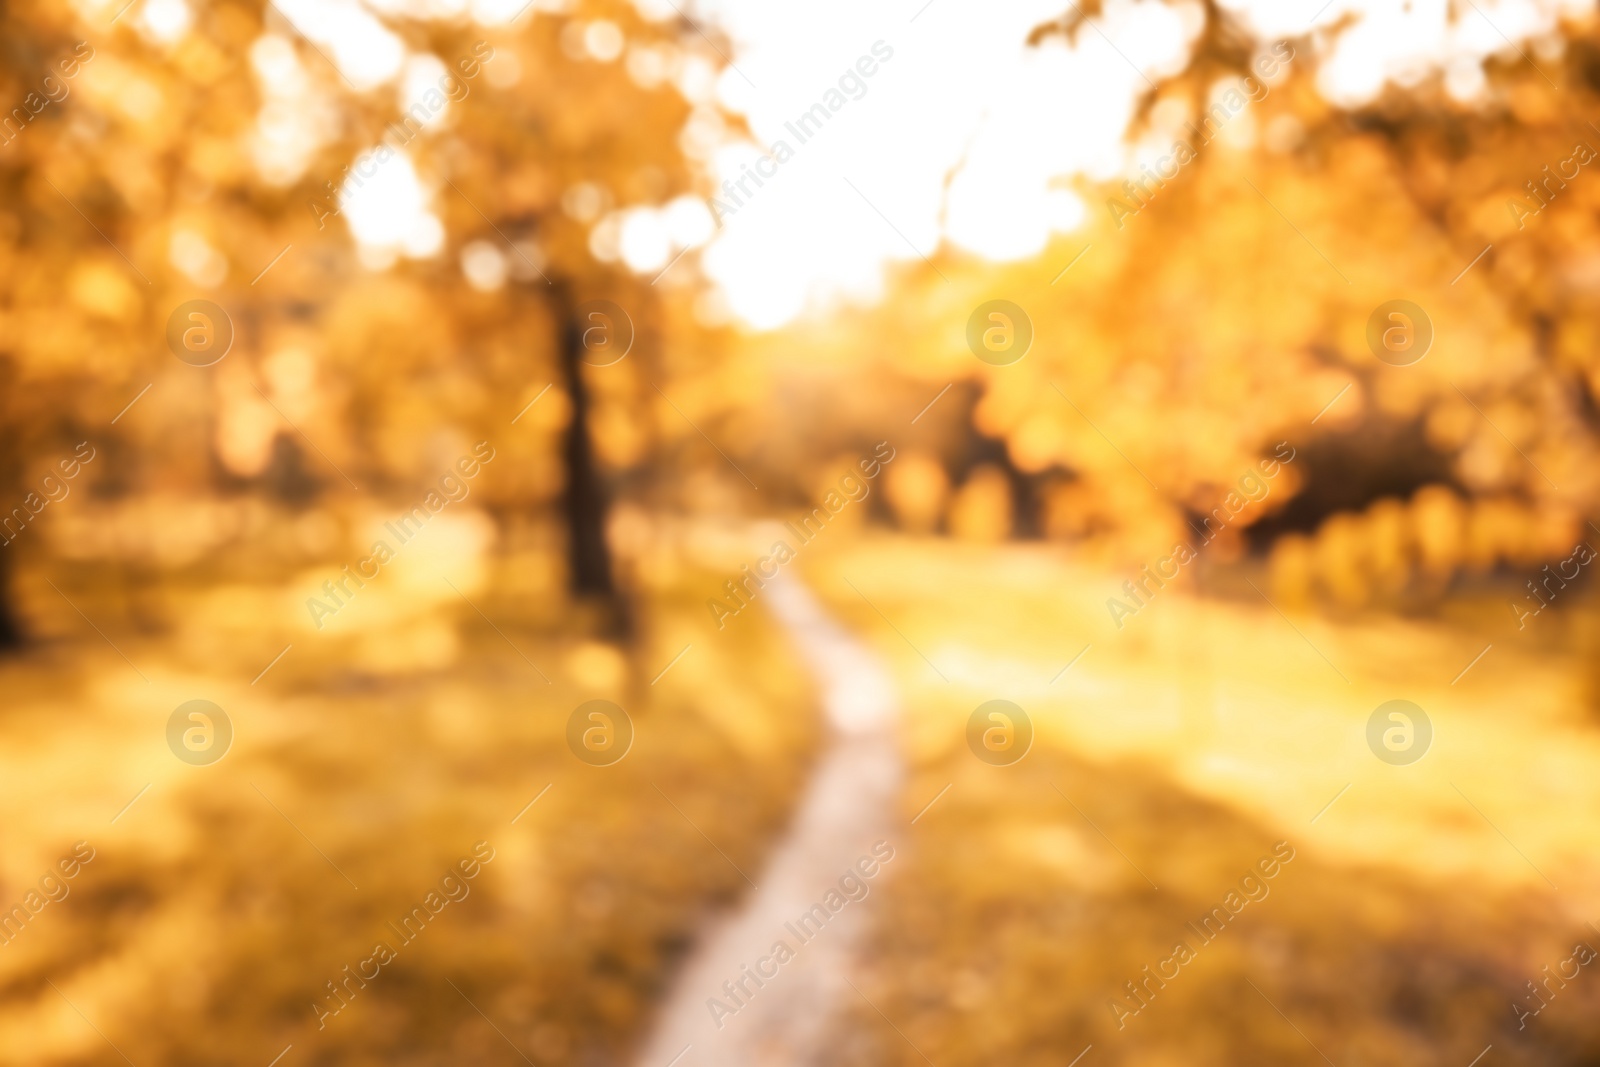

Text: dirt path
xmin=630 ymin=574 xmax=903 ymax=1067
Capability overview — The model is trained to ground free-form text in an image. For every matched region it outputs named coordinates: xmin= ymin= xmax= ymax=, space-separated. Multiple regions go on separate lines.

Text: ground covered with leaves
xmin=811 ymin=536 xmax=1600 ymax=1067
xmin=0 ymin=552 xmax=818 ymax=1067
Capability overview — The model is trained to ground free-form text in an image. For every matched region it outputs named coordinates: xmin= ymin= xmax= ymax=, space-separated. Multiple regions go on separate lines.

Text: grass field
xmin=807 ymin=536 xmax=1600 ymax=1067
xmin=7 ymin=526 xmax=1599 ymax=1067
xmin=0 ymin=549 xmax=819 ymax=1067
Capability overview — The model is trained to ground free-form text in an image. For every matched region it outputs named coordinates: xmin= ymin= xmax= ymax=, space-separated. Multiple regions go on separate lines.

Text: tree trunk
xmin=0 ymin=546 xmax=21 ymax=651
xmin=0 ymin=408 xmax=24 ymax=651
xmin=553 ymin=285 xmax=628 ymax=635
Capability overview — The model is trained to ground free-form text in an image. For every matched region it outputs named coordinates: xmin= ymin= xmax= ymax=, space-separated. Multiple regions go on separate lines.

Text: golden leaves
xmin=66 ymin=259 xmax=140 ymax=321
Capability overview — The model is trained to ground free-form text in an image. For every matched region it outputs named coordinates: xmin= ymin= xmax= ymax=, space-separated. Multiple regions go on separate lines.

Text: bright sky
xmin=216 ymin=0 xmax=1596 ymax=327
xmin=688 ymin=0 xmax=1193 ymax=328
xmin=684 ymin=0 xmax=1592 ymax=329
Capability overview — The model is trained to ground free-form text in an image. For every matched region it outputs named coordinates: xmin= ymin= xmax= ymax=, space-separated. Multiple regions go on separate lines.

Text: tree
xmin=0 ymin=0 xmax=731 ymax=642
xmin=816 ymin=1 xmax=1600 ymax=609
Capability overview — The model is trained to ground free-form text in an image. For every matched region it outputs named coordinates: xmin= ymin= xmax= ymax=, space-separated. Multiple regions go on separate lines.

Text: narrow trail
xmin=632 ymin=575 xmax=904 ymax=1067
